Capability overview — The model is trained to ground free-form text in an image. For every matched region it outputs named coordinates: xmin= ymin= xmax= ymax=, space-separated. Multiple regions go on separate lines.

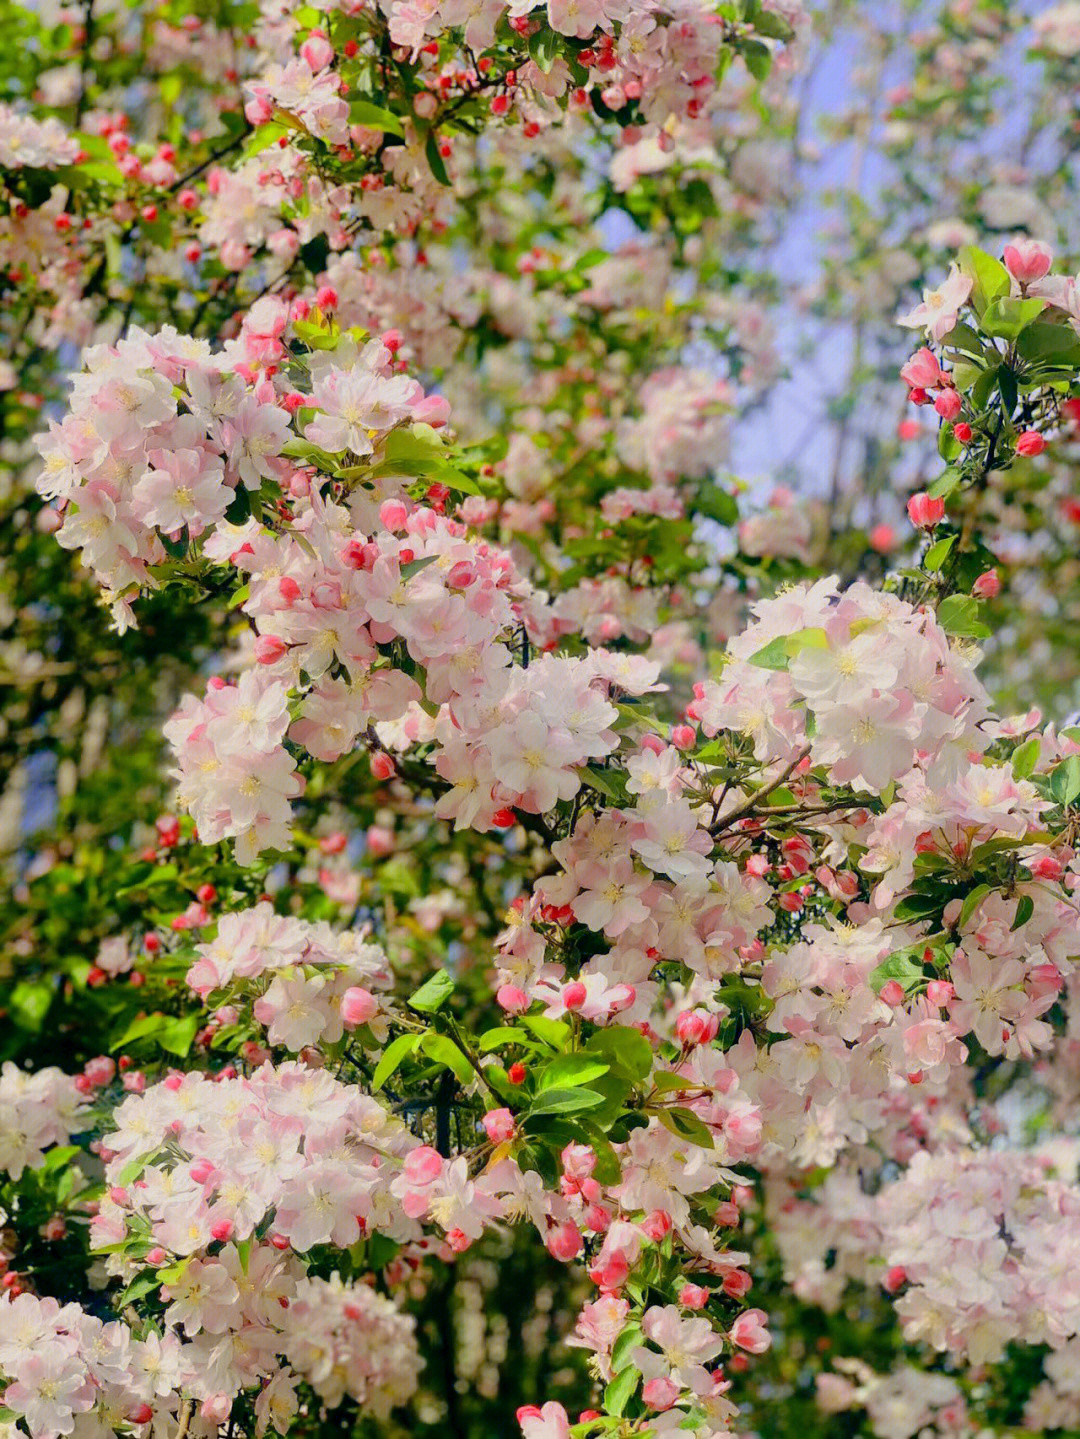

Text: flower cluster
xmin=187 ymin=902 xmax=395 ymax=1054
xmin=0 ymin=1270 xmax=418 ymax=1438
xmin=0 ymin=1063 xmax=86 ymax=1180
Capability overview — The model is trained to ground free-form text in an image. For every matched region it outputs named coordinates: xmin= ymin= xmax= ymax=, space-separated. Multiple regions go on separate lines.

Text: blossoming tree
xmin=7 ymin=1 xmax=1080 ymax=1437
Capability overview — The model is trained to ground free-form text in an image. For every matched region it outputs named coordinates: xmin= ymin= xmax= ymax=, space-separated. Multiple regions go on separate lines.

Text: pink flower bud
xmin=1031 ymin=854 xmax=1064 ymax=880
xmin=926 ymin=980 xmax=954 ymax=1007
xmin=934 ymin=389 xmax=962 ymax=420
xmin=446 ymin=560 xmax=475 ymax=589
xmin=972 ymin=569 xmax=1001 ymax=598
xmin=1016 ymin=430 xmax=1046 ymax=457
xmin=497 ymin=984 xmax=530 ymax=1014
xmin=879 ymin=980 xmax=906 ymax=1006
xmin=84 ymin=1056 xmax=116 ymax=1086
xmin=679 ymin=1283 xmax=710 ymax=1309
xmin=404 ymin=1147 xmax=443 ymax=1185
xmin=907 ymin=492 xmax=945 ymax=528
xmin=642 ymin=1377 xmax=680 ymax=1411
xmin=900 ymin=347 xmax=943 ymax=389
xmin=546 ymin=1220 xmax=583 ymax=1262
xmin=200 ymin=1395 xmax=231 ymax=1425
xmin=722 ymin=1268 xmax=753 ymax=1298
xmin=413 ymin=394 xmax=451 ymax=428
xmin=300 ymin=33 xmax=334 ymax=69
xmin=366 ymin=824 xmax=395 ymax=856
xmin=482 ymin=1108 xmax=516 ymax=1144
xmin=588 ymin=1251 xmax=629 ymax=1291
xmin=882 ymin=1265 xmax=907 ymax=1294
xmin=1003 ymin=238 xmax=1052 ymax=284
xmin=563 ymin=981 xmax=587 ymax=1011
xmin=729 ymin=1308 xmax=771 ymax=1354
xmin=641 ymin=1209 xmax=672 ymax=1241
xmin=671 ymin=723 xmax=696 ymax=750
xmin=380 ymin=498 xmax=408 ymax=530
xmin=869 ymin=523 xmax=895 ymax=553
xmin=675 ymin=1009 xmax=719 ymax=1046
xmin=341 ymin=986 xmax=378 ymax=1028
xmin=245 ymin=94 xmax=275 ymax=125
xmin=147 ymin=1247 xmax=168 ymax=1266
xmin=604 ymin=985 xmax=635 ymax=1016
xmin=189 ymin=1159 xmax=216 ymax=1185
xmin=210 ymin=1218 xmax=233 ymax=1242
xmin=562 ymin=1143 xmax=596 ymax=1178
xmin=370 ymin=751 xmax=395 ymax=780
xmin=254 ymin=634 xmax=287 ymax=664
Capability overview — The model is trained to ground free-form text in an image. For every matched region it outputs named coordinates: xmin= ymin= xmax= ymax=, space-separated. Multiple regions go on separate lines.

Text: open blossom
xmin=897 ymin=266 xmax=973 ymax=340
xmin=0 ymin=102 xmax=80 ymax=168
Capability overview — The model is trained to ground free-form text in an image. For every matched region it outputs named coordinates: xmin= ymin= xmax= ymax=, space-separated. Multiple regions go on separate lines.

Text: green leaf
xmin=740 ymin=38 xmax=772 ymax=80
xmin=520 ymin=1015 xmax=570 ymax=1048
xmin=401 ymin=554 xmax=441 ymax=581
xmin=748 ymin=627 xmax=828 ymax=670
xmin=928 ymin=468 xmax=961 ymax=501
xmin=937 ymin=594 xmax=990 ymax=638
xmin=538 ymin=1055 xmax=610 ymax=1090
xmin=940 ymin=321 xmax=989 ymax=357
xmin=8 ymin=979 xmax=52 ymax=1032
xmin=1015 ymin=321 xmax=1080 ymax=367
xmin=584 ymin=1027 xmax=653 ymax=1081
xmin=111 ymin=1012 xmax=171 ymax=1051
xmin=697 ymin=483 xmax=739 ymax=525
xmin=651 ymin=1071 xmax=701 ymax=1092
xmin=41 ymin=1145 xmax=80 ymax=1172
xmin=656 ymin=1107 xmax=714 ymax=1148
xmin=158 ymin=1014 xmax=199 ymax=1057
xmin=981 ymin=296 xmax=1046 ymax=341
xmin=526 ymin=1087 xmax=606 ymax=1117
xmin=478 ymin=1026 xmax=531 ymax=1052
xmin=424 ymin=129 xmax=450 ymax=186
xmin=420 ymin=1034 xmax=474 ymax=1086
xmin=923 ymin=535 xmax=955 ymax=572
xmin=868 ymin=950 xmax=928 ymax=995
xmin=1012 ymin=735 xmax=1041 ymax=780
xmin=348 ymin=100 xmax=405 ymax=136
xmin=372 ymin=1033 xmax=421 ymax=1089
xmin=1011 ymin=894 xmax=1035 ymax=932
xmin=1050 ymin=754 xmax=1080 ymax=807
xmin=610 ymin=1323 xmax=643 ymax=1373
xmin=958 ymin=883 xmax=991 ymax=930
xmin=604 ymin=1364 xmax=640 ymax=1417
xmin=959 ymin=245 xmax=1009 ymax=314
xmin=408 ymin=970 xmax=455 ymax=1013
xmin=998 ymin=365 xmax=1018 ymax=415
xmin=118 ymin=1274 xmax=160 ymax=1307
xmin=528 ymin=27 xmax=559 ymax=72
xmin=236 ymin=1236 xmax=252 ymax=1274
xmin=747 ymin=635 xmax=790 ymax=669
xmin=581 ymin=765 xmax=626 ymax=802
